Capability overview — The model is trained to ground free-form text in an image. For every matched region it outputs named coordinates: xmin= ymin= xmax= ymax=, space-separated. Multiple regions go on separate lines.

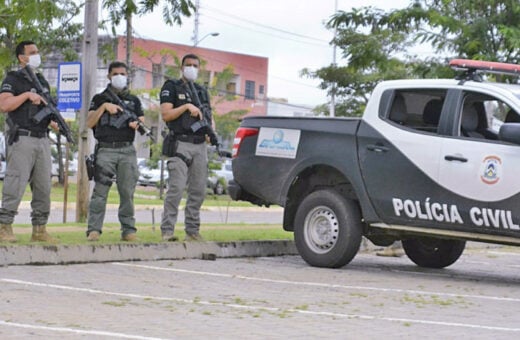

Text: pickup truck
xmin=229 ymin=59 xmax=520 ymax=269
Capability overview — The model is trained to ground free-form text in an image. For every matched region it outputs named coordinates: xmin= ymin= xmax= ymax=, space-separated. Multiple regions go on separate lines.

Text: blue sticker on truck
xmin=255 ymin=128 xmax=301 ymax=159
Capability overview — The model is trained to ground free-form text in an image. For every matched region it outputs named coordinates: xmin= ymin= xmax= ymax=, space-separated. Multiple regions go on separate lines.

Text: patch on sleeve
xmin=1 ymin=83 xmax=13 ymax=92
xmin=161 ymin=89 xmax=170 ymax=97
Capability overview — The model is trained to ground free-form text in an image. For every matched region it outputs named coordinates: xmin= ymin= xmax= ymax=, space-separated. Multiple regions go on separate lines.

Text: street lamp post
xmin=194 ymin=32 xmax=219 ymax=47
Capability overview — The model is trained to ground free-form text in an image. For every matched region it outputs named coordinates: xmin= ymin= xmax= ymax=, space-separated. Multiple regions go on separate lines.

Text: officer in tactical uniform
xmin=86 ymin=61 xmax=143 ymax=242
xmin=0 ymin=41 xmax=58 ymax=243
xmin=160 ymin=53 xmax=214 ymax=242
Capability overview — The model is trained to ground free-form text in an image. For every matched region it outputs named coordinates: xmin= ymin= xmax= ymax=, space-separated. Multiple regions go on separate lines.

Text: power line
xmin=202 ymin=5 xmax=329 ymax=44
xmin=202 ymin=14 xmax=329 ymax=48
xmin=130 ymin=31 xmax=324 ymax=91
xmin=131 ymin=64 xmax=317 ymax=110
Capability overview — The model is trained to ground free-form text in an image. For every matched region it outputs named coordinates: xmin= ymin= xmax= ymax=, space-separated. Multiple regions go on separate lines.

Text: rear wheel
xmin=294 ymin=189 xmax=362 ymax=268
xmin=402 ymin=237 xmax=466 ymax=268
xmin=214 ymin=182 xmax=225 ymax=195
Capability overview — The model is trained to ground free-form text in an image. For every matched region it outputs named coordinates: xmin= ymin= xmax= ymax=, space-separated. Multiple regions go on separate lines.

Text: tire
xmin=214 ymin=182 xmax=225 ymax=195
xmin=294 ymin=189 xmax=362 ymax=268
xmin=402 ymin=237 xmax=466 ymax=268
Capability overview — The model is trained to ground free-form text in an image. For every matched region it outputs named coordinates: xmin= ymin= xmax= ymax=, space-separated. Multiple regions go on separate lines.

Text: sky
xmin=107 ymin=0 xmax=412 ymax=107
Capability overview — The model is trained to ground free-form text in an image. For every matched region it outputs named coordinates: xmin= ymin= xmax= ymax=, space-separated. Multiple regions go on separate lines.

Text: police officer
xmin=86 ymin=61 xmax=143 ymax=242
xmin=0 ymin=40 xmax=57 ymax=243
xmin=160 ymin=53 xmax=214 ymax=242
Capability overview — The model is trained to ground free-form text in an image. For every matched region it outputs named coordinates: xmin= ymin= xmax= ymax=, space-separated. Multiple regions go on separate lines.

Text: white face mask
xmin=27 ymin=54 xmax=41 ymax=69
xmin=111 ymin=74 xmax=127 ymax=90
xmin=183 ymin=66 xmax=198 ymax=81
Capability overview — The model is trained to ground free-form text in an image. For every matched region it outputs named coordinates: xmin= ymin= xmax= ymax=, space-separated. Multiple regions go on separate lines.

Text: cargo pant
xmin=161 ymin=141 xmax=208 ymax=236
xmin=87 ymin=144 xmax=139 ymax=237
xmin=0 ymin=135 xmax=51 ymax=225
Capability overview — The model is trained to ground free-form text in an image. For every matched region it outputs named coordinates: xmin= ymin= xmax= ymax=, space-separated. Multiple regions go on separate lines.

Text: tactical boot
xmin=31 ymin=225 xmax=58 ymax=243
xmin=0 ymin=224 xmax=17 ymax=243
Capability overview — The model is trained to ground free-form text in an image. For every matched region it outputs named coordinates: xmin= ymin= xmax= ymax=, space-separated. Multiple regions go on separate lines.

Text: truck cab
xmin=230 ymin=59 xmax=520 ymax=269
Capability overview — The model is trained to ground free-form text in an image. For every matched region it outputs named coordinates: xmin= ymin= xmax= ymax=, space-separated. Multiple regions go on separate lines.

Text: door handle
xmin=367 ymin=144 xmax=389 ymax=153
xmin=444 ymin=155 xmax=468 ymax=162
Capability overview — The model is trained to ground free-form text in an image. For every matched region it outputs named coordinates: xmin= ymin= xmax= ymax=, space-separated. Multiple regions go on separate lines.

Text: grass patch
xmin=6 ymin=223 xmax=292 ymax=245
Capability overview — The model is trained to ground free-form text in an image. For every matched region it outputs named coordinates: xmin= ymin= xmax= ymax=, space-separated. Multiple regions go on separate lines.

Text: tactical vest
xmin=92 ymin=88 xmax=138 ymax=142
xmin=165 ymin=79 xmax=212 ymax=135
xmin=7 ymin=70 xmax=51 ymax=132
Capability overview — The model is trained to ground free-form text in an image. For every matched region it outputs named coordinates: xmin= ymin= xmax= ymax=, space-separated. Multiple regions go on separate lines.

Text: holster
xmin=85 ymin=153 xmax=96 ymax=181
xmin=7 ymin=120 xmax=19 ymax=146
xmin=162 ymin=131 xmax=178 ymax=157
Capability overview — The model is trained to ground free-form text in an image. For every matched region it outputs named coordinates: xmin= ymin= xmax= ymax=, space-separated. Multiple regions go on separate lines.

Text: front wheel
xmin=294 ymin=189 xmax=362 ymax=268
xmin=402 ymin=237 xmax=466 ymax=268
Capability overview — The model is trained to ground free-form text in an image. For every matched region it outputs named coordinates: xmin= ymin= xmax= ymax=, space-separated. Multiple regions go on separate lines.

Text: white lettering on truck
xmin=392 ymin=198 xmax=519 ymax=230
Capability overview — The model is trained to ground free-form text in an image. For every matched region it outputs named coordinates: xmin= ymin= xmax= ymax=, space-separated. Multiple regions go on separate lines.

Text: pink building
xmin=116 ymin=36 xmax=268 ymax=116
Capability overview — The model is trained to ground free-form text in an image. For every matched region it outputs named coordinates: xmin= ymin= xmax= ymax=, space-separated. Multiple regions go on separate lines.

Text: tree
xmin=306 ymin=1 xmax=520 ymax=116
xmin=102 ymin=0 xmax=194 ymax=31
xmin=0 ymin=0 xmax=83 ymax=77
xmin=302 ymin=6 xmax=419 ymax=116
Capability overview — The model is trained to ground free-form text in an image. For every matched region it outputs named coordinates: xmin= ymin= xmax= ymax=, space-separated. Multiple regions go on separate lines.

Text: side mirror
xmin=499 ymin=123 xmax=520 ymax=145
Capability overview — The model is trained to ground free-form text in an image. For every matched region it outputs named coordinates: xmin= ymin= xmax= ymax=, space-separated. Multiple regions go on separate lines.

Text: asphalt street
xmin=1 ymin=245 xmax=519 ymax=339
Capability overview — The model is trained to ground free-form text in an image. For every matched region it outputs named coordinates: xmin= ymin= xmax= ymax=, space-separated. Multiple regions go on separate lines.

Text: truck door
xmin=358 ymin=89 xmax=448 ymax=227
xmin=438 ymin=90 xmax=520 ymax=237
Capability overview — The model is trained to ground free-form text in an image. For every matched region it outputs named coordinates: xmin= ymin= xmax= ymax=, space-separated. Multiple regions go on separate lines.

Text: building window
xmin=226 ymin=82 xmax=237 ymax=95
xmin=245 ymin=80 xmax=255 ymax=100
xmin=259 ymin=85 xmax=264 ymax=95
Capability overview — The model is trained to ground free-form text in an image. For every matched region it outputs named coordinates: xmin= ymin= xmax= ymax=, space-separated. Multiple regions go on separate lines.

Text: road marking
xmin=0 ymin=320 xmax=169 ymax=339
xmin=2 ymin=278 xmax=520 ymax=333
xmin=113 ymin=262 xmax=520 ymax=303
xmin=488 ymin=251 xmax=520 ymax=256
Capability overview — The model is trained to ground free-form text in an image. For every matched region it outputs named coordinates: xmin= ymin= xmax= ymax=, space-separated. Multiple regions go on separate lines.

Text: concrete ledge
xmin=0 ymin=240 xmax=299 ymax=266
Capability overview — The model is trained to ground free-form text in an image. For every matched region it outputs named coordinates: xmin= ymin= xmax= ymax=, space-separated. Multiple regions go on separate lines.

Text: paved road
xmin=1 ymin=245 xmax=519 ymax=339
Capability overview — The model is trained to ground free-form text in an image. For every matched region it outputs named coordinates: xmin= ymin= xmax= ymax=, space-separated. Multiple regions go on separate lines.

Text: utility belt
xmin=17 ymin=129 xmax=48 ymax=138
xmin=176 ymin=134 xmax=206 ymax=144
xmin=98 ymin=141 xmax=133 ymax=148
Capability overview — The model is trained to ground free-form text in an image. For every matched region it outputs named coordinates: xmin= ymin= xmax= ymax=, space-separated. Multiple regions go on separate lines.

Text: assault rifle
xmin=105 ymin=87 xmax=155 ymax=143
xmin=23 ymin=66 xmax=74 ymax=144
xmin=186 ymin=81 xmax=227 ymax=155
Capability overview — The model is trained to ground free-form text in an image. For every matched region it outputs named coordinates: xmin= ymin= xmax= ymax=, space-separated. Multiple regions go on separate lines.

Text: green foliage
xmin=307 ymin=1 xmax=520 ymax=116
xmin=0 ymin=0 xmax=83 ymax=76
xmin=102 ymin=0 xmax=195 ymax=29
xmin=214 ymin=109 xmax=246 ymax=143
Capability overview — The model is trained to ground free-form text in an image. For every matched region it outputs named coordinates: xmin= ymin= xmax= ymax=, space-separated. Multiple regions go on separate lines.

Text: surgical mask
xmin=27 ymin=54 xmax=41 ymax=69
xmin=111 ymin=74 xmax=127 ymax=90
xmin=183 ymin=66 xmax=198 ymax=81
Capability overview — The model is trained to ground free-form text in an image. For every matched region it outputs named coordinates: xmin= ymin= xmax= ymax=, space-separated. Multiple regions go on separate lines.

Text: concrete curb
xmin=0 ymin=240 xmax=299 ymax=266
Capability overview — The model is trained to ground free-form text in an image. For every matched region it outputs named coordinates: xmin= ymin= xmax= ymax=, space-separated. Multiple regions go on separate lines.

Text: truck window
xmin=458 ymin=91 xmax=513 ymax=140
xmin=387 ymin=90 xmax=446 ymax=134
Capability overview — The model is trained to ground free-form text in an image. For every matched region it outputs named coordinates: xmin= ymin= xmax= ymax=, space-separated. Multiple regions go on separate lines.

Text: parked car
xmin=207 ymin=160 xmax=233 ymax=195
xmin=138 ymin=160 xmax=168 ymax=187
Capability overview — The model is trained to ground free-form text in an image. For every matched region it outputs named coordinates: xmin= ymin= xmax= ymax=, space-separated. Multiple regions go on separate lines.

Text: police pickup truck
xmin=229 ymin=59 xmax=520 ymax=269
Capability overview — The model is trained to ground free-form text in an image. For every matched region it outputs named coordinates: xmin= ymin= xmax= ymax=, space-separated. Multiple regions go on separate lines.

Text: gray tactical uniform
xmin=0 ymin=69 xmax=52 ymax=226
xmin=159 ymin=79 xmax=212 ymax=237
xmin=86 ymin=86 xmax=142 ymax=238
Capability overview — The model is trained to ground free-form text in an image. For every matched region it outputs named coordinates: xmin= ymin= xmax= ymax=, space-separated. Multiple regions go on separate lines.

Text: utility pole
xmin=191 ymin=0 xmax=200 ymax=46
xmin=126 ymin=11 xmax=133 ymax=87
xmin=76 ymin=0 xmax=98 ymax=222
xmin=330 ymin=0 xmax=338 ymax=117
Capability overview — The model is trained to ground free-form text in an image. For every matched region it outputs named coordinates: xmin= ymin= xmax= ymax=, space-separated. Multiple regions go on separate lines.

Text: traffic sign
xmin=57 ymin=62 xmax=82 ymax=114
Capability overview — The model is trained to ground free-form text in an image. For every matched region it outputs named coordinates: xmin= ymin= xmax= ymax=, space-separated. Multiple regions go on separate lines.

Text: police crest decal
xmin=480 ymin=155 xmax=502 ymax=184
